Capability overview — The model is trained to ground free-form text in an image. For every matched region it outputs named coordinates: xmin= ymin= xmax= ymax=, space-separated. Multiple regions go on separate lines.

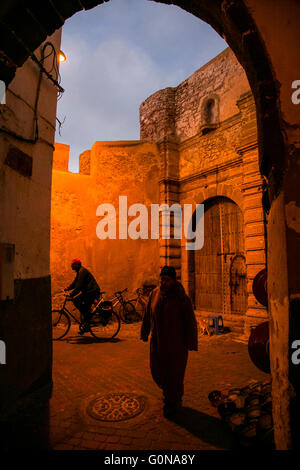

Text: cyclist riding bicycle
xmin=64 ymin=258 xmax=100 ymax=333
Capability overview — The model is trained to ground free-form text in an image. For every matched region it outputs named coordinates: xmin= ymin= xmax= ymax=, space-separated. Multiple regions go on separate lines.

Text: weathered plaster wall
xmin=51 ymin=141 xmax=161 ymax=309
xmin=0 ymin=31 xmax=61 ymax=280
xmin=0 ymin=30 xmax=61 ymax=416
xmin=243 ymin=0 xmax=300 ymax=449
xmin=79 ymin=149 xmax=91 ymax=175
xmin=52 ymin=142 xmax=69 ymax=172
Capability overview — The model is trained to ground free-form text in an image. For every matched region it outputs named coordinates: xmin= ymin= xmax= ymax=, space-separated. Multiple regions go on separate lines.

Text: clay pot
xmin=257 ymin=413 xmax=272 ymax=431
xmin=209 ymin=379 xmax=274 ymax=448
xmin=218 ymin=400 xmax=236 ymax=419
xmin=247 ymin=405 xmax=261 ymax=419
xmin=208 ymin=390 xmax=224 ymax=407
xmin=239 ymin=422 xmax=257 ymax=439
xmin=245 ymin=394 xmax=260 ymax=408
xmin=230 ymin=395 xmax=245 ymax=409
xmin=227 ymin=411 xmax=247 ymax=430
xmin=261 ymin=400 xmax=272 ymax=414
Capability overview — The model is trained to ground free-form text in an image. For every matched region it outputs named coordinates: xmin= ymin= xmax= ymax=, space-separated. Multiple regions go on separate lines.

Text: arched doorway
xmin=194 ymin=197 xmax=247 ymax=318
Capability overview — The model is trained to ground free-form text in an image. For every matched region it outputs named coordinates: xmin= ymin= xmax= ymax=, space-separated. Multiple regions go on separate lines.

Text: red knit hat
xmin=71 ymin=258 xmax=81 ymax=266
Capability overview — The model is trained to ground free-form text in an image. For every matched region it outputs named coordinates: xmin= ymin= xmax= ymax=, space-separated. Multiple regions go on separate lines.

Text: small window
xmin=204 ymin=99 xmax=215 ymax=125
xmin=200 ymin=95 xmax=219 ymax=134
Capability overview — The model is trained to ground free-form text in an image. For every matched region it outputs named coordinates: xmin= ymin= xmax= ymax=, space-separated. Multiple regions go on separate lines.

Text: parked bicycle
xmin=127 ymin=287 xmax=148 ymax=321
xmin=111 ymin=288 xmax=139 ymax=323
xmin=52 ymin=291 xmax=120 ymax=340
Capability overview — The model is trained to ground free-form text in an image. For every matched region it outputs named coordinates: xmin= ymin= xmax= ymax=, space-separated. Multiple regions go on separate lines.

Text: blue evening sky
xmin=55 ymin=0 xmax=227 ymax=172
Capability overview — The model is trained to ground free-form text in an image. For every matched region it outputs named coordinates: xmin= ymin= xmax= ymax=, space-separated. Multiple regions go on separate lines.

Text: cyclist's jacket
xmin=67 ymin=266 xmax=100 ymax=297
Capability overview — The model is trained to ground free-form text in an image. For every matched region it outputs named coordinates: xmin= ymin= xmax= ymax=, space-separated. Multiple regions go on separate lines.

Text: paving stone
xmin=106 ymin=435 xmax=121 ymax=444
xmin=48 ymin=324 xmax=268 ymax=450
xmin=3 ymin=323 xmax=269 ymax=450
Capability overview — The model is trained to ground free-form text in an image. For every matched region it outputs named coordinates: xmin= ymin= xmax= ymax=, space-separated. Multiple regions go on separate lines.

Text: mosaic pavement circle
xmin=86 ymin=392 xmax=147 ymax=422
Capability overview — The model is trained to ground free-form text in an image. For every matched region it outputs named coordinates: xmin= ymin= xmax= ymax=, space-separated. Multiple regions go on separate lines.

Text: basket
xmin=99 ymin=300 xmax=113 ymax=311
xmin=98 ymin=301 xmax=113 ymax=320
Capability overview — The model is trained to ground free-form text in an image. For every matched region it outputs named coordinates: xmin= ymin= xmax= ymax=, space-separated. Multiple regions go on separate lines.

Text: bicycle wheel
xmin=89 ymin=310 xmax=121 ymax=340
xmin=52 ymin=310 xmax=71 ymax=340
xmin=121 ymin=301 xmax=139 ymax=323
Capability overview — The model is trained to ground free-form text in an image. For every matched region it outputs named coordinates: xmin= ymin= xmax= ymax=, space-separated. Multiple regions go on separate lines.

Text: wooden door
xmin=195 ymin=197 xmax=247 ymax=315
xmin=195 ymin=198 xmax=222 ymax=312
xmin=230 ymin=254 xmax=247 ymax=314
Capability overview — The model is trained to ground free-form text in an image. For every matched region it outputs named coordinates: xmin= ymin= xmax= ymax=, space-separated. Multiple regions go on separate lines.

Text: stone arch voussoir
xmin=197 ymin=184 xmax=243 ymax=211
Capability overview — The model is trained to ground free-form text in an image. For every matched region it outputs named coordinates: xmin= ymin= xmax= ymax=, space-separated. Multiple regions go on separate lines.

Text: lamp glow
xmin=58 ymin=51 xmax=66 ymax=63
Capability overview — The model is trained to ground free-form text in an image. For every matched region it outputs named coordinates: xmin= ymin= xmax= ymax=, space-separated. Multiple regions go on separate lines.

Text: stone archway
xmin=190 ymin=184 xmax=244 ymax=211
xmin=188 ymin=196 xmax=248 ymax=332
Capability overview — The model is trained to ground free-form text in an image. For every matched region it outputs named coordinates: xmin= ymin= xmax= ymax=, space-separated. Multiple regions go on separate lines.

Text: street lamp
xmin=58 ymin=50 xmax=66 ymax=63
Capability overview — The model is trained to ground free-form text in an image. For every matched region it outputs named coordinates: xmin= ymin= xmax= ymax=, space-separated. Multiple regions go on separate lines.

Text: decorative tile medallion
xmin=86 ymin=392 xmax=146 ymax=422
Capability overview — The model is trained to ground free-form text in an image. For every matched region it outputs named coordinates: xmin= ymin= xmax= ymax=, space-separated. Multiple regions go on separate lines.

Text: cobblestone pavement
xmin=48 ymin=322 xmax=269 ymax=451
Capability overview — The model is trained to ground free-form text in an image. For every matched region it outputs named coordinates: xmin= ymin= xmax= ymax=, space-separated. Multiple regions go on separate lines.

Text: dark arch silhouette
xmin=0 ymin=0 xmax=284 ymax=187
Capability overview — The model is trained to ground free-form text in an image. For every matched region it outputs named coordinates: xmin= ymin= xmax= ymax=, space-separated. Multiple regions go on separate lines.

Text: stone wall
xmin=51 ymin=47 xmax=267 ymax=338
xmin=140 ymin=48 xmax=249 ymax=143
xmin=139 ymin=48 xmax=267 ymax=338
xmin=140 ymin=87 xmax=176 ymax=142
xmin=53 ymin=142 xmax=69 ymax=171
xmin=51 ymin=141 xmax=162 ymax=309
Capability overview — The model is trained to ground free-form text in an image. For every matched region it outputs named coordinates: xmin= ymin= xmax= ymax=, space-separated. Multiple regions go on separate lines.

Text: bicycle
xmin=128 ymin=285 xmax=156 ymax=321
xmin=52 ymin=291 xmax=121 ymax=341
xmin=127 ymin=287 xmax=148 ymax=321
xmin=110 ymin=288 xmax=138 ymax=323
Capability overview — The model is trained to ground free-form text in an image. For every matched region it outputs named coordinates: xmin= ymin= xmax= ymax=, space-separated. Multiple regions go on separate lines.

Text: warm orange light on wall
xmin=58 ymin=51 xmax=66 ymax=63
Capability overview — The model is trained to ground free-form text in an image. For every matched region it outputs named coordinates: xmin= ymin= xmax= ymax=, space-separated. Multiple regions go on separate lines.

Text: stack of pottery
xmin=208 ymin=380 xmax=274 ymax=448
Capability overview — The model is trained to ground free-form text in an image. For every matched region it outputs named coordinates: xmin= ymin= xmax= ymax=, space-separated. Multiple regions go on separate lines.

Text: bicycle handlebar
xmin=59 ymin=291 xmax=78 ymax=301
xmin=114 ymin=288 xmax=128 ymax=295
xmin=61 ymin=290 xmax=104 ymax=298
